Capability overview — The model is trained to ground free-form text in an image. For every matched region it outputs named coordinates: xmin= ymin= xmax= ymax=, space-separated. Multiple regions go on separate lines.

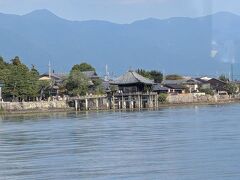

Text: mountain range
xmin=0 ymin=9 xmax=240 ymax=76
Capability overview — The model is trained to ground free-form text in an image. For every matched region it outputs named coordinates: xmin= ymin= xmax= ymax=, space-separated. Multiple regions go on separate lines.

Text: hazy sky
xmin=0 ymin=0 xmax=239 ymax=23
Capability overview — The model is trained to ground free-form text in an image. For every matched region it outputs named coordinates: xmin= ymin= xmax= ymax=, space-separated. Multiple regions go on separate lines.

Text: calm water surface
xmin=0 ymin=104 xmax=240 ymax=180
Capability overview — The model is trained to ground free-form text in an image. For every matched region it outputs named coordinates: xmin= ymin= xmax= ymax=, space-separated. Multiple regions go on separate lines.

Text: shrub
xmin=199 ymin=88 xmax=214 ymax=96
xmin=158 ymin=93 xmax=168 ymax=103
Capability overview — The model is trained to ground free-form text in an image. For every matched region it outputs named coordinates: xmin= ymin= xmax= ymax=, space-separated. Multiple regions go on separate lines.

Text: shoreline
xmin=1 ymin=99 xmax=239 ymax=117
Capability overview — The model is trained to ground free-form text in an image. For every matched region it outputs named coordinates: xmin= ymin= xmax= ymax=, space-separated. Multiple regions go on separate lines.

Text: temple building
xmin=110 ymin=71 xmax=159 ymax=109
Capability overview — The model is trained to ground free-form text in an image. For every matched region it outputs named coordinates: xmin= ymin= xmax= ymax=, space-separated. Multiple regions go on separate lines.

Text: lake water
xmin=0 ymin=104 xmax=240 ymax=180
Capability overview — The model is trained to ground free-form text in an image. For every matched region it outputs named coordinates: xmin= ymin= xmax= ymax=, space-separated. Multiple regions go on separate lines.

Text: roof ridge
xmin=131 ymin=71 xmax=142 ymax=83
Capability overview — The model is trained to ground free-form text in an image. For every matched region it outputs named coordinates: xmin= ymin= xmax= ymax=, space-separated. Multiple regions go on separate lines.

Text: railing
xmin=68 ymin=94 xmax=107 ymax=101
xmin=113 ymin=92 xmax=158 ymax=96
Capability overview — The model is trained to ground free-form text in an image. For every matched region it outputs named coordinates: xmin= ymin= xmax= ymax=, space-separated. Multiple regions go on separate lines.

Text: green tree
xmin=224 ymin=83 xmax=238 ymax=95
xmin=199 ymin=88 xmax=214 ymax=96
xmin=1 ymin=56 xmax=40 ymax=101
xmin=219 ymin=75 xmax=229 ymax=82
xmin=71 ymin=62 xmax=95 ymax=72
xmin=158 ymin=93 xmax=168 ymax=103
xmin=39 ymin=79 xmax=53 ymax=100
xmin=92 ymin=79 xmax=104 ymax=95
xmin=31 ymin=64 xmax=40 ymax=76
xmin=137 ymin=69 xmax=163 ymax=83
xmin=165 ymin=74 xmax=183 ymax=80
xmin=65 ymin=69 xmax=89 ymax=96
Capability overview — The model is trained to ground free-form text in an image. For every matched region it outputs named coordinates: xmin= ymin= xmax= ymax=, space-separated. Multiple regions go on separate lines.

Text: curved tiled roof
xmin=111 ymin=71 xmax=155 ymax=85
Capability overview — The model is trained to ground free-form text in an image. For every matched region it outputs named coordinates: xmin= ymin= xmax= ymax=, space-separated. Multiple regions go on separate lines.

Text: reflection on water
xmin=0 ymin=105 xmax=240 ymax=179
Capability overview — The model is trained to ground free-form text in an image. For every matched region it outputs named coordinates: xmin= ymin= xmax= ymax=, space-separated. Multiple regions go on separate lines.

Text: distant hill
xmin=0 ymin=10 xmax=240 ymax=76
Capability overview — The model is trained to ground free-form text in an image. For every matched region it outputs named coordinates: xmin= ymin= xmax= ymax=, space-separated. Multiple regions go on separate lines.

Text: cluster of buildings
xmin=38 ymin=69 xmax=236 ymax=110
xmin=153 ymin=76 xmax=231 ymax=95
xmin=39 ymin=69 xmax=234 ymax=96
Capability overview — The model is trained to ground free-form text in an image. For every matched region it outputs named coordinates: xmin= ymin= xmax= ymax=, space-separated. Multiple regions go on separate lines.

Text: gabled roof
xmin=164 ymin=84 xmax=185 ymax=90
xmin=111 ymin=71 xmax=155 ymax=85
xmin=207 ymin=78 xmax=227 ymax=85
xmin=82 ymin=71 xmax=99 ymax=79
xmin=162 ymin=78 xmax=201 ymax=85
xmin=40 ymin=73 xmax=61 ymax=80
xmin=195 ymin=78 xmax=209 ymax=83
xmin=162 ymin=79 xmax=187 ymax=85
xmin=153 ymin=84 xmax=170 ymax=91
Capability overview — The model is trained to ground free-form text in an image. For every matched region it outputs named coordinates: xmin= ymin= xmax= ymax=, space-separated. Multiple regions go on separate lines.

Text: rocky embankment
xmin=167 ymin=93 xmax=235 ymax=104
xmin=0 ymin=101 xmax=69 ymax=113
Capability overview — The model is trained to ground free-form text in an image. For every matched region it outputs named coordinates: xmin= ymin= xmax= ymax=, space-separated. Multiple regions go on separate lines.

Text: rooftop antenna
xmin=104 ymin=64 xmax=110 ymax=81
xmin=48 ymin=60 xmax=51 ymax=78
xmin=162 ymin=69 xmax=166 ymax=81
xmin=231 ymin=62 xmax=234 ymax=81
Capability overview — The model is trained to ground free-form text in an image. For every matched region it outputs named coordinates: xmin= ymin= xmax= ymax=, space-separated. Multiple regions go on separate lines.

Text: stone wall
xmin=0 ymin=100 xmax=69 ymax=111
xmin=166 ymin=93 xmax=231 ymax=104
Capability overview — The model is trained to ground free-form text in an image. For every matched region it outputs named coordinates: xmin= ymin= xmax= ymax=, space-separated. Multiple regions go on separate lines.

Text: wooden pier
xmin=68 ymin=95 xmax=108 ymax=111
xmin=69 ymin=92 xmax=159 ymax=111
xmin=111 ymin=92 xmax=159 ymax=109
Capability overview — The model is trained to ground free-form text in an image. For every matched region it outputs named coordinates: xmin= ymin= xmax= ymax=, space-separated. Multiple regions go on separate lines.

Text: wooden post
xmin=155 ymin=95 xmax=158 ymax=108
xmin=118 ymin=100 xmax=121 ymax=109
xmin=96 ymin=98 xmax=99 ymax=110
xmin=148 ymin=95 xmax=150 ymax=108
xmin=0 ymin=87 xmax=2 ymax=102
xmin=130 ymin=100 xmax=134 ymax=109
xmin=112 ymin=96 xmax=115 ymax=109
xmin=75 ymin=100 xmax=78 ymax=111
xmin=138 ymin=95 xmax=141 ymax=109
xmin=149 ymin=95 xmax=153 ymax=108
xmin=85 ymin=98 xmax=88 ymax=110
xmin=121 ymin=95 xmax=124 ymax=109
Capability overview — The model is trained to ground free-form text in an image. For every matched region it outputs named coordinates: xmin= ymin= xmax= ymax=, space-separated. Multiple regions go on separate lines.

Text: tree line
xmin=0 ymin=56 xmax=103 ymax=101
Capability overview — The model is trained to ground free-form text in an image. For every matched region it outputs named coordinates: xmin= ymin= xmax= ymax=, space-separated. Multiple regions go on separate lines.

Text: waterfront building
xmin=109 ymin=71 xmax=158 ymax=109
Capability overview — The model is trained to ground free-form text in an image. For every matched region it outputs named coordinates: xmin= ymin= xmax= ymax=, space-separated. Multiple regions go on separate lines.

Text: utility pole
xmin=231 ymin=63 xmax=234 ymax=82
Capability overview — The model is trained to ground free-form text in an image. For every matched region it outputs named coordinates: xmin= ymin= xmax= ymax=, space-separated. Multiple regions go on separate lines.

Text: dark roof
xmin=207 ymin=78 xmax=227 ymax=91
xmin=111 ymin=71 xmax=155 ymax=85
xmin=207 ymin=78 xmax=227 ymax=85
xmin=162 ymin=79 xmax=186 ymax=85
xmin=153 ymin=84 xmax=169 ymax=91
xmin=163 ymin=79 xmax=201 ymax=85
xmin=186 ymin=79 xmax=202 ymax=84
xmin=102 ymin=81 xmax=112 ymax=92
xmin=164 ymin=84 xmax=185 ymax=90
xmin=82 ymin=71 xmax=99 ymax=79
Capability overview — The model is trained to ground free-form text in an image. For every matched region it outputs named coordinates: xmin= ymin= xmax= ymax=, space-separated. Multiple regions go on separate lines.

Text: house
xmin=162 ymin=78 xmax=198 ymax=93
xmin=153 ymin=84 xmax=171 ymax=94
xmin=195 ymin=77 xmax=211 ymax=89
xmin=81 ymin=71 xmax=101 ymax=93
xmin=207 ymin=78 xmax=227 ymax=92
xmin=110 ymin=70 xmax=155 ymax=93
xmin=184 ymin=79 xmax=202 ymax=93
xmin=39 ymin=72 xmax=65 ymax=83
xmin=39 ymin=73 xmax=65 ymax=97
xmin=102 ymin=81 xmax=112 ymax=93
xmin=164 ymin=84 xmax=186 ymax=94
xmin=196 ymin=77 xmax=228 ymax=94
xmin=82 ymin=71 xmax=99 ymax=80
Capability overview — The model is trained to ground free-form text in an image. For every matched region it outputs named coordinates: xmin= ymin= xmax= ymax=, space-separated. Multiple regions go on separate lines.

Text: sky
xmin=0 ymin=0 xmax=239 ymax=23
